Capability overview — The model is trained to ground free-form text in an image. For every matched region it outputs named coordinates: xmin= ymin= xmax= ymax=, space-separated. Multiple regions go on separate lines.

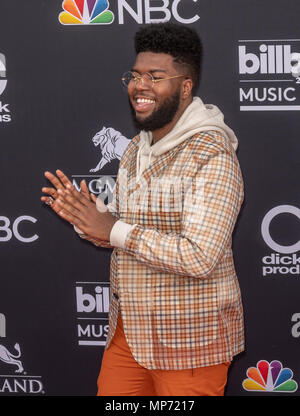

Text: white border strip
xmin=0 ymin=375 xmax=42 ymax=378
xmin=78 ymin=341 xmax=106 ymax=346
xmin=240 ymin=80 xmax=293 ymax=82
xmin=75 ymin=282 xmax=109 ymax=284
xmin=238 ymin=39 xmax=300 ymax=42
xmin=240 ymin=105 xmax=300 ymax=111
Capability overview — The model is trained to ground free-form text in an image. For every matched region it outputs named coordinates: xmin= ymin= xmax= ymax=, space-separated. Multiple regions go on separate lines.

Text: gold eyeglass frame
xmin=121 ymin=71 xmax=185 ymax=89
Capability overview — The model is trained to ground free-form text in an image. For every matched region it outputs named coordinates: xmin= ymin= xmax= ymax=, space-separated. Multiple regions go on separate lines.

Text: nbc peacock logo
xmin=243 ymin=360 xmax=298 ymax=393
xmin=59 ymin=0 xmax=114 ymax=25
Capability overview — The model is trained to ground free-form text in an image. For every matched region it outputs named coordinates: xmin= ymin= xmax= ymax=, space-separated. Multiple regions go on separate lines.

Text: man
xmin=41 ymin=23 xmax=244 ymax=396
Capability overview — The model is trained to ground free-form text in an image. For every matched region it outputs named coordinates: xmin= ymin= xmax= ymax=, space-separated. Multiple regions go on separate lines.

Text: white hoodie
xmin=135 ymin=96 xmax=238 ymax=181
xmin=109 ymin=96 xmax=239 ymax=248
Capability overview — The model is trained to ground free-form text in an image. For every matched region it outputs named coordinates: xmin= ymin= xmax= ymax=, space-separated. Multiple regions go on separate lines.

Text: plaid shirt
xmin=82 ymin=130 xmax=244 ymax=370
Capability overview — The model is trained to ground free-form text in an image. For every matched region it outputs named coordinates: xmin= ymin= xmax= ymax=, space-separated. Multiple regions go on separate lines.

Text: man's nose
xmin=135 ymin=77 xmax=151 ymax=91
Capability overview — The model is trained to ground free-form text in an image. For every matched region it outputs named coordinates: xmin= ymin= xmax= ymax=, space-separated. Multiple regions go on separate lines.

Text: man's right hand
xmin=41 ymin=169 xmax=96 ymax=212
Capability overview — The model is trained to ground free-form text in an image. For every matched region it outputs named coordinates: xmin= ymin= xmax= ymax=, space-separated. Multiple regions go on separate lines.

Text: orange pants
xmin=97 ymin=314 xmax=230 ymax=396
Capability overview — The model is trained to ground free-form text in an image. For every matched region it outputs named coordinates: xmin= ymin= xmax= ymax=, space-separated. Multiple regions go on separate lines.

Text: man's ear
xmin=181 ymin=78 xmax=193 ymax=99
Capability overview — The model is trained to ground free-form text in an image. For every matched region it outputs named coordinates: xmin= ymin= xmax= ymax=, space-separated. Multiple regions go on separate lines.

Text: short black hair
xmin=134 ymin=23 xmax=202 ymax=93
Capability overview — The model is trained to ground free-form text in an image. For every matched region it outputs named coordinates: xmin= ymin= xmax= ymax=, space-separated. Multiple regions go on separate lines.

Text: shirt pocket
xmin=153 ymin=277 xmax=218 ymax=348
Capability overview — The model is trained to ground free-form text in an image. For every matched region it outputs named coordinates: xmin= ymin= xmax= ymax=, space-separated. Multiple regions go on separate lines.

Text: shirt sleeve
xmin=122 ymin=149 xmax=244 ymax=279
xmin=110 ymin=220 xmax=137 ymax=248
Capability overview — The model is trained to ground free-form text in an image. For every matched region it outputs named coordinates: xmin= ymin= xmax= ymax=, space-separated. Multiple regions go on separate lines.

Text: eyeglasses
xmin=121 ymin=71 xmax=184 ymax=89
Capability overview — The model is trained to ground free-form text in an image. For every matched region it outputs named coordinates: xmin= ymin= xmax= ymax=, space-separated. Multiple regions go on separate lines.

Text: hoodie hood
xmin=136 ymin=96 xmax=238 ymax=181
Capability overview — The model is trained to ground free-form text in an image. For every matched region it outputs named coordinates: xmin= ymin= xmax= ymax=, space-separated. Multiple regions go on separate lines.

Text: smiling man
xmin=42 ymin=23 xmax=245 ymax=396
xmin=126 ymin=51 xmax=190 ymax=142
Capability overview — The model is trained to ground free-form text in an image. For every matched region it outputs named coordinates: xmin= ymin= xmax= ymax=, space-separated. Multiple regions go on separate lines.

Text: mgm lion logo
xmin=0 ymin=343 xmax=24 ymax=373
xmin=90 ymin=126 xmax=130 ymax=172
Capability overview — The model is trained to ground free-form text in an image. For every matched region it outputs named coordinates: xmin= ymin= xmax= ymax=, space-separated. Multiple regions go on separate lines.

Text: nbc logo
xmin=59 ymin=1 xmax=200 ymax=26
xmin=243 ymin=360 xmax=298 ymax=393
xmin=59 ymin=0 xmax=114 ymax=25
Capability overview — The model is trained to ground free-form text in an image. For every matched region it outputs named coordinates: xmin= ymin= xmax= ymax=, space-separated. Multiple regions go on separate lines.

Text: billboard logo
xmin=238 ymin=40 xmax=300 ymax=111
xmin=59 ymin=0 xmax=114 ymax=25
xmin=76 ymin=282 xmax=110 ymax=346
xmin=239 ymin=44 xmax=300 ymax=75
xmin=243 ymin=360 xmax=298 ymax=393
xmin=261 ymin=205 xmax=300 ymax=277
xmin=59 ymin=0 xmax=200 ymax=26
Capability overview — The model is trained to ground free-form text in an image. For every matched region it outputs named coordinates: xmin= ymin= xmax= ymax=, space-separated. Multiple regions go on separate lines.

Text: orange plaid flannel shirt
xmin=81 ymin=130 xmax=245 ymax=370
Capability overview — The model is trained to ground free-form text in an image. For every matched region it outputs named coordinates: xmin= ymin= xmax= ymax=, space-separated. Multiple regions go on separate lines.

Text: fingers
xmin=44 ymin=169 xmax=72 ymax=191
xmin=43 ymin=170 xmax=75 ymax=205
xmin=56 ymin=169 xmax=73 ymax=188
xmin=77 ymin=179 xmax=96 ymax=203
xmin=80 ymin=179 xmax=91 ymax=200
xmin=54 ymin=204 xmax=84 ymax=229
xmin=41 ymin=186 xmax=58 ymax=200
xmin=41 ymin=196 xmax=54 ymax=206
xmin=64 ymin=183 xmax=90 ymax=207
xmin=41 ymin=186 xmax=59 ymax=209
xmin=41 ymin=189 xmax=83 ymax=227
xmin=41 ymin=196 xmax=64 ymax=217
xmin=44 ymin=171 xmax=64 ymax=192
xmin=56 ymin=188 xmax=85 ymax=215
xmin=42 ymin=172 xmax=98 ymax=219
xmin=90 ymin=193 xmax=97 ymax=203
xmin=44 ymin=171 xmax=94 ymax=200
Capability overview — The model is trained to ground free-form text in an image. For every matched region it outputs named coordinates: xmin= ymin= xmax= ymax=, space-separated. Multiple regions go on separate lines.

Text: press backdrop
xmin=1 ymin=0 xmax=300 ymax=396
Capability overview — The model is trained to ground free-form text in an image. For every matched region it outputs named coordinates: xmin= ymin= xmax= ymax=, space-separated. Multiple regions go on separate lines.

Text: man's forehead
xmin=133 ymin=52 xmax=175 ymax=72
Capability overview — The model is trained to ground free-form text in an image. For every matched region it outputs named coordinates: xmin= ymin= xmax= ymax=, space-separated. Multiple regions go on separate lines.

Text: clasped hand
xmin=41 ymin=170 xmax=117 ymax=242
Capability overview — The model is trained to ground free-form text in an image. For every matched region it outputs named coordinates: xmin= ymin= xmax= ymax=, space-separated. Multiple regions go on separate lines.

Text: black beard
xmin=129 ymin=91 xmax=180 ymax=132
